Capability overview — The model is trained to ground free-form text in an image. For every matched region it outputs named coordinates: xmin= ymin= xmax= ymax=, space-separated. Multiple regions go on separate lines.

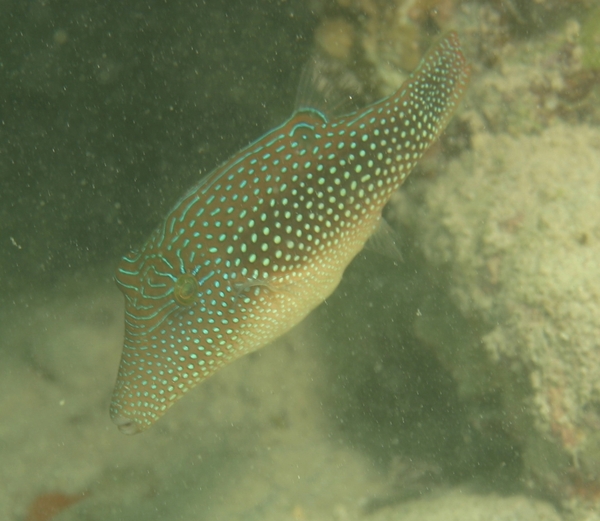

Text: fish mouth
xmin=111 ymin=413 xmax=142 ymax=435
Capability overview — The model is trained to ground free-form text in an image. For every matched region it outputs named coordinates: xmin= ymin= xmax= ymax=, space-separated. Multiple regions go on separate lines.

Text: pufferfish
xmin=110 ymin=32 xmax=470 ymax=434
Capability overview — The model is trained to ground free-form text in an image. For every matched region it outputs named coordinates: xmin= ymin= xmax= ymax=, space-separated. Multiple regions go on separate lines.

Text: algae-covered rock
xmin=400 ymin=122 xmax=600 ymax=499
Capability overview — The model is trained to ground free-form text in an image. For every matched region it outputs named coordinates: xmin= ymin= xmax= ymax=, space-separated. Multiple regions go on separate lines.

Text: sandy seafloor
xmin=0 ymin=275 xmax=562 ymax=521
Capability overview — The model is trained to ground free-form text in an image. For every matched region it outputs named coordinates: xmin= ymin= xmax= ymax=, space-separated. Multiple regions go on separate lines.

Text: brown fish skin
xmin=110 ymin=32 xmax=471 ymax=434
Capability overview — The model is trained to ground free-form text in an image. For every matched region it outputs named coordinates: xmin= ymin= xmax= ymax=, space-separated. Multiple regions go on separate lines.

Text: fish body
xmin=111 ymin=32 xmax=470 ymax=434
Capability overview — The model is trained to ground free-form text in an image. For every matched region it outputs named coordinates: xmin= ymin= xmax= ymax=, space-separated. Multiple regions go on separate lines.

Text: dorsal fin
xmin=294 ymin=51 xmax=364 ymax=119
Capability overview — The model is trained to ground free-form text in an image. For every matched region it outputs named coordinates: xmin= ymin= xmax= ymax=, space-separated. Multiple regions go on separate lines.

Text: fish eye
xmin=174 ymin=274 xmax=198 ymax=306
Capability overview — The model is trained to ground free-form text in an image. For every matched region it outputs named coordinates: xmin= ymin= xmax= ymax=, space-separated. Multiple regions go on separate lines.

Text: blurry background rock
xmin=389 ymin=123 xmax=600 ymax=505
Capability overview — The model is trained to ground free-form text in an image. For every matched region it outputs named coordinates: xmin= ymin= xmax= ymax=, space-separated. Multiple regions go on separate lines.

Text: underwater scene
xmin=1 ymin=0 xmax=600 ymax=520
